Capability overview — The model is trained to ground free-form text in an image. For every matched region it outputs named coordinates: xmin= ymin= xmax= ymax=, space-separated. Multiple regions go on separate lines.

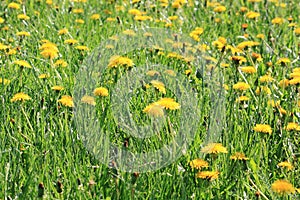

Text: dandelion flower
xmin=156 ymin=98 xmax=180 ymax=110
xmin=259 ymin=75 xmax=274 ymax=83
xmin=196 ymin=171 xmax=219 ymax=181
xmin=276 ymin=57 xmax=290 ymax=65
xmin=150 ymin=80 xmax=166 ymax=94
xmin=93 ymin=87 xmax=109 ymax=97
xmin=58 ymin=95 xmax=74 ymax=107
xmin=230 ymin=152 xmax=249 ymax=160
xmin=16 ymin=31 xmax=30 ymax=37
xmin=38 ymin=74 xmax=50 ymax=79
xmin=64 ymin=39 xmax=79 ymax=45
xmin=107 ymin=56 xmax=134 ymax=68
xmin=81 ymin=95 xmax=96 ymax=106
xmin=14 ymin=60 xmax=32 ymax=68
xmin=213 ymin=6 xmax=226 ymax=13
xmin=201 ymin=143 xmax=228 ymax=154
xmin=54 ymin=60 xmax=68 ymax=68
xmin=189 ymin=159 xmax=209 ymax=170
xmin=285 ymin=122 xmax=300 ymax=131
xmin=75 ymin=45 xmax=89 ymax=51
xmin=146 ymin=70 xmax=160 ymax=77
xmin=90 ymin=14 xmax=100 ymax=20
xmin=253 ymin=124 xmax=272 ymax=134
xmin=271 ymin=180 xmax=295 ymax=195
xmin=8 ymin=2 xmax=20 ymax=9
xmin=240 ymin=66 xmax=256 ymax=74
xmin=0 ymin=78 xmax=11 ymax=85
xmin=255 ymin=86 xmax=271 ymax=95
xmin=58 ymin=28 xmax=68 ymax=35
xmin=11 ymin=92 xmax=31 ymax=102
xmin=233 ymin=82 xmax=250 ymax=91
xmin=236 ymin=96 xmax=250 ymax=102
xmin=17 ymin=14 xmax=30 ymax=20
xmin=246 ymin=11 xmax=260 ymax=19
xmin=51 ymin=85 xmax=64 ymax=91
xmin=143 ymin=104 xmax=164 ymax=117
xmin=272 ymin=17 xmax=284 ymax=24
xmin=277 ymin=161 xmax=293 ymax=171
xmin=295 ymin=28 xmax=300 ymax=35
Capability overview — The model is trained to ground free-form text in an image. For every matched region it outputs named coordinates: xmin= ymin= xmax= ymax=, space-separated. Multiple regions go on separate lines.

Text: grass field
xmin=1 ymin=0 xmax=300 ymax=199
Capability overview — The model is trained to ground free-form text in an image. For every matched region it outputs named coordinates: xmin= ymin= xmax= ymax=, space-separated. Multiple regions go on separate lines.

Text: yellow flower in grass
xmin=81 ymin=95 xmax=96 ymax=106
xmin=213 ymin=5 xmax=226 ymax=13
xmin=256 ymin=34 xmax=265 ymax=39
xmin=143 ymin=104 xmax=164 ymax=117
xmin=276 ymin=57 xmax=290 ymax=65
xmin=277 ymin=161 xmax=293 ymax=170
xmin=156 ymin=98 xmax=180 ymax=110
xmin=123 ymin=29 xmax=136 ymax=36
xmin=17 ymin=14 xmax=30 ymax=20
xmin=64 ymin=39 xmax=79 ymax=45
xmin=272 ymin=17 xmax=284 ymax=24
xmin=14 ymin=60 xmax=32 ymax=68
xmin=58 ymin=28 xmax=68 ymax=35
xmin=75 ymin=45 xmax=89 ymax=51
xmin=230 ymin=152 xmax=249 ymax=160
xmin=93 ymin=87 xmax=109 ymax=97
xmin=75 ymin=19 xmax=84 ymax=24
xmin=146 ymin=70 xmax=160 ymax=77
xmin=259 ymin=75 xmax=274 ymax=83
xmin=196 ymin=171 xmax=219 ymax=181
xmin=150 ymin=80 xmax=166 ymax=94
xmin=0 ymin=17 xmax=4 ymax=24
xmin=58 ymin=95 xmax=74 ymax=107
xmin=51 ymin=85 xmax=64 ymax=91
xmin=107 ymin=56 xmax=134 ymax=68
xmin=189 ymin=159 xmax=209 ymax=170
xmin=8 ymin=2 xmax=20 ymax=9
xmin=233 ymin=82 xmax=250 ymax=91
xmin=40 ymin=49 xmax=58 ymax=59
xmin=90 ymin=14 xmax=100 ymax=20
xmin=189 ymin=27 xmax=204 ymax=42
xmin=295 ymin=28 xmax=300 ymax=35
xmin=230 ymin=56 xmax=247 ymax=64
xmin=128 ymin=9 xmax=142 ymax=16
xmin=253 ymin=124 xmax=272 ymax=134
xmin=237 ymin=41 xmax=260 ymax=50
xmin=278 ymin=79 xmax=289 ymax=88
xmin=271 ymin=180 xmax=295 ymax=195
xmin=73 ymin=8 xmax=84 ymax=14
xmin=289 ymin=77 xmax=300 ymax=85
xmin=0 ymin=78 xmax=11 ymax=85
xmin=38 ymin=74 xmax=50 ymax=79
xmin=236 ymin=96 xmax=250 ymax=102
xmin=240 ymin=66 xmax=256 ymax=74
xmin=255 ymin=86 xmax=271 ymax=95
xmin=285 ymin=122 xmax=300 ymax=131
xmin=54 ymin=60 xmax=68 ymax=68
xmin=16 ymin=31 xmax=30 ymax=37
xmin=0 ymin=43 xmax=9 ymax=50
xmin=246 ymin=11 xmax=260 ymax=19
xmin=201 ymin=143 xmax=228 ymax=154
xmin=134 ymin=15 xmax=152 ymax=21
xmin=11 ymin=92 xmax=31 ymax=102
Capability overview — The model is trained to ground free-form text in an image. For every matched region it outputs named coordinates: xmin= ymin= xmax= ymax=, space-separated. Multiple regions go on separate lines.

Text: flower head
xmin=277 ymin=161 xmax=293 ymax=171
xmin=230 ymin=152 xmax=249 ymax=161
xmin=201 ymin=143 xmax=228 ymax=154
xmin=253 ymin=124 xmax=272 ymax=134
xmin=271 ymin=180 xmax=295 ymax=195
xmin=81 ymin=95 xmax=96 ymax=106
xmin=58 ymin=95 xmax=74 ymax=107
xmin=11 ymin=92 xmax=31 ymax=102
xmin=196 ymin=171 xmax=219 ymax=181
xmin=93 ymin=87 xmax=109 ymax=97
xmin=14 ymin=60 xmax=32 ymax=68
xmin=189 ymin=159 xmax=209 ymax=170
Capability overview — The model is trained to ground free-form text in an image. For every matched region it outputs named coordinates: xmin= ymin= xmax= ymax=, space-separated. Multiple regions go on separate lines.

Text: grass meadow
xmin=0 ymin=0 xmax=300 ymax=199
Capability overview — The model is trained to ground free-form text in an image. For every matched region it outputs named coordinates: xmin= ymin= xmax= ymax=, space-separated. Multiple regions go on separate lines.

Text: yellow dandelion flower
xmin=271 ymin=180 xmax=295 ymax=195
xmin=237 ymin=41 xmax=260 ymax=50
xmin=107 ymin=56 xmax=134 ymax=68
xmin=58 ymin=28 xmax=68 ymax=35
xmin=277 ymin=161 xmax=293 ymax=171
xmin=146 ymin=70 xmax=160 ymax=77
xmin=246 ymin=11 xmax=260 ymax=19
xmin=90 ymin=14 xmax=100 ymax=20
xmin=236 ymin=96 xmax=250 ymax=102
xmin=240 ymin=66 xmax=256 ymax=74
xmin=40 ymin=49 xmax=58 ymax=59
xmin=14 ymin=60 xmax=32 ymax=68
xmin=259 ymin=75 xmax=274 ymax=83
xmin=17 ymin=14 xmax=30 ymax=20
xmin=230 ymin=152 xmax=249 ymax=160
xmin=295 ymin=28 xmax=300 ymax=35
xmin=285 ymin=122 xmax=300 ymax=131
xmin=75 ymin=19 xmax=84 ymax=24
xmin=201 ymin=143 xmax=228 ymax=154
xmin=81 ymin=95 xmax=96 ymax=106
xmin=272 ymin=17 xmax=284 ymax=24
xmin=289 ymin=77 xmax=300 ymax=85
xmin=278 ymin=79 xmax=289 ymax=88
xmin=93 ymin=87 xmax=109 ymax=97
xmin=143 ymin=104 xmax=164 ymax=117
xmin=276 ymin=57 xmax=290 ymax=65
xmin=38 ymin=74 xmax=50 ymax=79
xmin=54 ymin=60 xmax=68 ymax=68
xmin=128 ymin=9 xmax=142 ymax=16
xmin=0 ymin=78 xmax=11 ymax=85
xmin=106 ymin=17 xmax=116 ymax=22
xmin=189 ymin=159 xmax=209 ymax=170
xmin=230 ymin=56 xmax=247 ymax=64
xmin=196 ymin=171 xmax=219 ymax=181
xmin=123 ymin=29 xmax=136 ymax=36
xmin=75 ymin=45 xmax=89 ymax=51
xmin=156 ymin=98 xmax=180 ymax=110
xmin=16 ymin=31 xmax=30 ymax=37
xmin=11 ymin=92 xmax=31 ymax=102
xmin=64 ymin=39 xmax=79 ymax=45
xmin=73 ymin=8 xmax=84 ymax=14
xmin=253 ymin=124 xmax=272 ymax=134
xmin=213 ymin=5 xmax=226 ymax=13
xmin=58 ymin=95 xmax=74 ymax=107
xmin=255 ymin=86 xmax=271 ymax=95
xmin=233 ymin=82 xmax=250 ymax=91
xmin=8 ymin=2 xmax=20 ymax=9
xmin=150 ymin=80 xmax=166 ymax=94
xmin=51 ymin=85 xmax=64 ymax=91
xmin=0 ymin=17 xmax=4 ymax=24
xmin=256 ymin=34 xmax=265 ymax=39
xmin=134 ymin=15 xmax=152 ymax=21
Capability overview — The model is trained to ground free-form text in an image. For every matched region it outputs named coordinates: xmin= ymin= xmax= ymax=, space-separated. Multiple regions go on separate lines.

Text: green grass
xmin=0 ymin=0 xmax=300 ymax=199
